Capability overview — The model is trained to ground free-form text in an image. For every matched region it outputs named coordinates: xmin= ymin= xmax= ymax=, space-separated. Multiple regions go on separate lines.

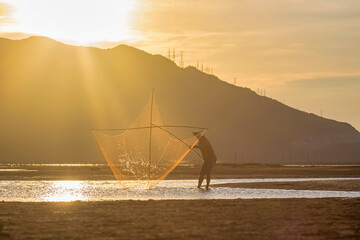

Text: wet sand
xmin=0 ymin=199 xmax=359 ymax=240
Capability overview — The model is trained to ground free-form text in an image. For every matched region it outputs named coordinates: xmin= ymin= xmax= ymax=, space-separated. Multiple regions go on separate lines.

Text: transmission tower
xmin=180 ymin=51 xmax=184 ymax=68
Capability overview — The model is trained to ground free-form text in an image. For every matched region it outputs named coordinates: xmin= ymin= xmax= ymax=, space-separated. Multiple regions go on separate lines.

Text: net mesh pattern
xmin=92 ymin=94 xmax=205 ymax=189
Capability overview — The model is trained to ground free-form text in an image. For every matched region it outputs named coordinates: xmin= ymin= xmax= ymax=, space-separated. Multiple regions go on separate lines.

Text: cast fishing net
xmin=92 ymin=91 xmax=206 ymax=189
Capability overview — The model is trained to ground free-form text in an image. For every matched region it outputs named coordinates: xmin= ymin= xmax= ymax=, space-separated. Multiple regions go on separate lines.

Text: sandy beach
xmin=0 ymin=199 xmax=359 ymax=240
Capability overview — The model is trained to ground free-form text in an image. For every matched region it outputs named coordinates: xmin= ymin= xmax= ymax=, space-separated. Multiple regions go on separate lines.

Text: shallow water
xmin=0 ymin=169 xmax=37 ymax=172
xmin=1 ymin=178 xmax=360 ymax=202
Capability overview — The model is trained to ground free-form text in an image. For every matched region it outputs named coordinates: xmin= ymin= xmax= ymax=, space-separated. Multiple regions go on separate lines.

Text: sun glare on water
xmin=2 ymin=0 xmax=141 ymax=45
xmin=43 ymin=181 xmax=88 ymax=202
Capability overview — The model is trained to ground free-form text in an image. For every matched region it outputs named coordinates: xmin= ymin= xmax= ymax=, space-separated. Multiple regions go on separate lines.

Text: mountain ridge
xmin=0 ymin=36 xmax=359 ymax=164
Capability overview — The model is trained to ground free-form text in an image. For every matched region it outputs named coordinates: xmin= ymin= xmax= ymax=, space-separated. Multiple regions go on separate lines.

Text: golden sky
xmin=0 ymin=0 xmax=359 ymax=130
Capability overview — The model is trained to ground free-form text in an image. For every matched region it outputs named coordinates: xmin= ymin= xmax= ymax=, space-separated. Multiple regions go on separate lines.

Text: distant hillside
xmin=0 ymin=36 xmax=359 ymax=164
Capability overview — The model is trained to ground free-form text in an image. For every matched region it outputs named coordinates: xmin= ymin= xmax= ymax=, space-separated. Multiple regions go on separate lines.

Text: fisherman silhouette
xmin=193 ymin=132 xmax=217 ymax=190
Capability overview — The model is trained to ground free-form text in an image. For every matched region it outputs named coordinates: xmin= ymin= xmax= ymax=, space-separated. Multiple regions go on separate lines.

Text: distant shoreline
xmin=0 ymin=164 xmax=359 ymax=181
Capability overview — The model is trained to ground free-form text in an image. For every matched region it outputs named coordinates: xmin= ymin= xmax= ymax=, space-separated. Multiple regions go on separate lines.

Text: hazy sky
xmin=0 ymin=0 xmax=359 ymax=130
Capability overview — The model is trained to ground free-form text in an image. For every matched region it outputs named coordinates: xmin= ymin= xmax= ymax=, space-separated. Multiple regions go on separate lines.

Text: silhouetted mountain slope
xmin=0 ymin=36 xmax=359 ymax=163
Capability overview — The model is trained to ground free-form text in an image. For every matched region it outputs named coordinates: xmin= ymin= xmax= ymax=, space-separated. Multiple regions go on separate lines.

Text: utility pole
xmin=148 ymin=88 xmax=155 ymax=182
xmin=234 ymin=77 xmax=237 ymax=86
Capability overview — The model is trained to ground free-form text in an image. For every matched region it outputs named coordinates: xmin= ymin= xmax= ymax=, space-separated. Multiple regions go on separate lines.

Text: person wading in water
xmin=193 ymin=132 xmax=217 ymax=190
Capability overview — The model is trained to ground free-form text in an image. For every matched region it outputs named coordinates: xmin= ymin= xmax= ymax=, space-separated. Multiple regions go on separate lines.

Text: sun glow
xmin=1 ymin=0 xmax=142 ymax=45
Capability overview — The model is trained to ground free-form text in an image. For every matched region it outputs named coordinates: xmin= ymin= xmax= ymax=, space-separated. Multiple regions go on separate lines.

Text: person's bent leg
xmin=206 ymin=173 xmax=211 ymax=189
xmin=206 ymin=163 xmax=215 ymax=189
xmin=198 ymin=163 xmax=206 ymax=188
xmin=198 ymin=174 xmax=204 ymax=188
